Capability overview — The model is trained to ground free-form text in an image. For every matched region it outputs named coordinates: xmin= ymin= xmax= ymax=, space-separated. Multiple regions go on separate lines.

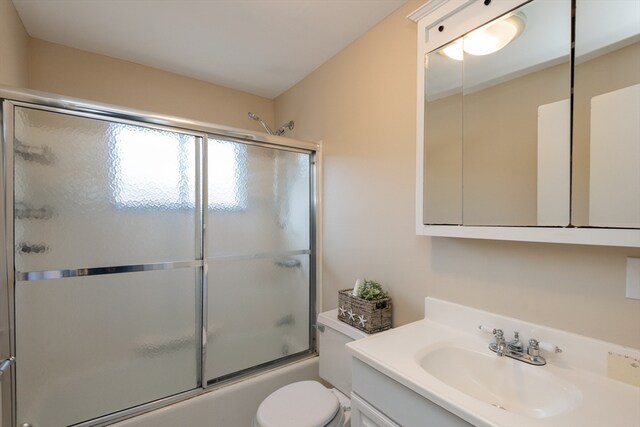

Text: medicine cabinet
xmin=410 ymin=0 xmax=640 ymax=247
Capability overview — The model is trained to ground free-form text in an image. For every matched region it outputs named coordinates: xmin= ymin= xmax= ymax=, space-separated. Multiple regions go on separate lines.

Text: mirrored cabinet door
xmin=461 ymin=0 xmax=572 ymax=226
xmin=422 ymin=0 xmax=572 ymax=227
xmin=572 ymin=0 xmax=640 ymax=229
xmin=423 ymin=43 xmax=463 ymax=225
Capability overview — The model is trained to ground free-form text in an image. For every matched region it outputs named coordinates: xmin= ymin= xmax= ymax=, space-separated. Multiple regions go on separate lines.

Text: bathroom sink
xmin=348 ymin=299 xmax=640 ymax=427
xmin=418 ymin=345 xmax=582 ymax=419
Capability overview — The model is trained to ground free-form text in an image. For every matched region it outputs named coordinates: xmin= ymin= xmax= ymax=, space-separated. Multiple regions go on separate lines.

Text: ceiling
xmin=13 ymin=0 xmax=407 ymax=99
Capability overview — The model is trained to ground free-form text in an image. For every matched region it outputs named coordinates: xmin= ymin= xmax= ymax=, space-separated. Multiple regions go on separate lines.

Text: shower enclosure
xmin=0 ymin=88 xmax=318 ymax=427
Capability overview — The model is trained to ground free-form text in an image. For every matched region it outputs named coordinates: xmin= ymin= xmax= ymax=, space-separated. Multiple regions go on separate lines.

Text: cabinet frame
xmin=409 ymin=0 xmax=640 ymax=247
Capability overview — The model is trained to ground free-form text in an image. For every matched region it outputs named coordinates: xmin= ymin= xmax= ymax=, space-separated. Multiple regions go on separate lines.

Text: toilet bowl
xmin=254 ymin=381 xmax=348 ymax=427
xmin=254 ymin=309 xmax=368 ymax=427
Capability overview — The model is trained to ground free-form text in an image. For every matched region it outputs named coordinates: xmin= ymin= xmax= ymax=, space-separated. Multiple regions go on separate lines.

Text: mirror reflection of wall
xmin=572 ymin=0 xmax=640 ymax=229
xmin=423 ymin=0 xmax=572 ymax=227
xmin=423 ymin=45 xmax=462 ymax=225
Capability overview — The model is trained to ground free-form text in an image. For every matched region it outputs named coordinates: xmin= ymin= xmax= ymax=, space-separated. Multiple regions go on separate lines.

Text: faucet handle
xmin=478 ymin=325 xmax=500 ymax=335
xmin=538 ymin=341 xmax=562 ymax=354
xmin=478 ymin=325 xmax=504 ymax=339
xmin=528 ymin=339 xmax=562 ymax=356
xmin=528 ymin=339 xmax=540 ymax=357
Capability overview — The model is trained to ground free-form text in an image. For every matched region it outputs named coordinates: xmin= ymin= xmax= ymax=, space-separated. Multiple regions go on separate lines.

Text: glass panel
xmin=14 ymin=107 xmax=199 ymax=272
xmin=206 ymin=139 xmax=311 ymax=383
xmin=206 ymin=255 xmax=310 ymax=381
xmin=572 ymin=0 xmax=640 ymax=228
xmin=424 ymin=43 xmax=463 ymax=225
xmin=207 ymin=139 xmax=310 ymax=257
xmin=15 ymin=268 xmax=199 ymax=426
xmin=461 ymin=0 xmax=571 ymax=226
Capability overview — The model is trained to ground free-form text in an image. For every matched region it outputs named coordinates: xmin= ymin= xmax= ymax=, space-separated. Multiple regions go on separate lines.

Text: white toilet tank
xmin=317 ymin=309 xmax=368 ymax=396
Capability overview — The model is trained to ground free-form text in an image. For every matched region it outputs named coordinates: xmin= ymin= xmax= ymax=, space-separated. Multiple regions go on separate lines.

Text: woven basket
xmin=337 ymin=288 xmax=392 ymax=334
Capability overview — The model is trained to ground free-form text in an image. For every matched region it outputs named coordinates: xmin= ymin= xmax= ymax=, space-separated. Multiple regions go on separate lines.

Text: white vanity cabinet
xmin=351 ymin=359 xmax=471 ymax=427
xmin=410 ymin=0 xmax=640 ymax=247
xmin=351 ymin=393 xmax=399 ymax=427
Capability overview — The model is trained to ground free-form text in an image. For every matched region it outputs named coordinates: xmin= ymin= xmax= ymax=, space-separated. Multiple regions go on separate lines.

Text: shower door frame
xmin=0 ymin=86 xmax=320 ymax=427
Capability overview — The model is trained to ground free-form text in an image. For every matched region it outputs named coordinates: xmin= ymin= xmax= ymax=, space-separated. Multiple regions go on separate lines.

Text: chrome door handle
xmin=0 ymin=357 xmax=15 ymax=378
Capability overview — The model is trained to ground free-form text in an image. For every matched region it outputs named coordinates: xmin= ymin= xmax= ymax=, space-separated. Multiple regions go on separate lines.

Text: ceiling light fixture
xmin=441 ymin=39 xmax=464 ymax=61
xmin=438 ymin=12 xmax=526 ymax=61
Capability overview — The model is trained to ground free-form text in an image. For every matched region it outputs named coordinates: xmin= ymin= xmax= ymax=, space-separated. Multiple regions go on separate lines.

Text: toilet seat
xmin=255 ymin=380 xmax=343 ymax=427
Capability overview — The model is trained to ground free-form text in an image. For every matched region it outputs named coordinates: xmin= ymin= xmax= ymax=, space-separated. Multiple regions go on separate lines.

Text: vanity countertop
xmin=347 ymin=298 xmax=640 ymax=427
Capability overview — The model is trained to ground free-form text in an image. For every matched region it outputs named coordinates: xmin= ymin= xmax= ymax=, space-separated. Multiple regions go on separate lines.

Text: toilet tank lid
xmin=256 ymin=381 xmax=339 ymax=427
xmin=318 ymin=309 xmax=368 ymax=340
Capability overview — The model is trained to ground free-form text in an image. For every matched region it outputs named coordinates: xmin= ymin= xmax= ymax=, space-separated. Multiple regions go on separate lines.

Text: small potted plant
xmin=338 ymin=279 xmax=392 ymax=333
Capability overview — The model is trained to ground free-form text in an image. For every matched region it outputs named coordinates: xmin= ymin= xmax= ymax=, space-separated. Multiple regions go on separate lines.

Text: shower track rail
xmin=16 ymin=248 xmax=311 ymax=282
xmin=17 ymin=260 xmax=204 ymax=281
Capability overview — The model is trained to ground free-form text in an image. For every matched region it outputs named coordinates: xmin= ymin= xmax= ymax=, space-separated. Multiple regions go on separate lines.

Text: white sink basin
xmin=348 ymin=298 xmax=640 ymax=427
xmin=418 ymin=345 xmax=582 ymax=419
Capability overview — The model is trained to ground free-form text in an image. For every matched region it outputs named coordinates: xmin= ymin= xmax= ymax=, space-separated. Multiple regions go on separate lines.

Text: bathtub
xmin=111 ymin=357 xmax=319 ymax=427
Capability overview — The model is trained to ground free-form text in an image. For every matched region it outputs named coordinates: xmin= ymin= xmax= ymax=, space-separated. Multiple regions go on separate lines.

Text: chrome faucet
xmin=479 ymin=325 xmax=562 ymax=366
xmin=490 ymin=329 xmax=507 ymax=356
xmin=507 ymin=331 xmax=523 ymax=353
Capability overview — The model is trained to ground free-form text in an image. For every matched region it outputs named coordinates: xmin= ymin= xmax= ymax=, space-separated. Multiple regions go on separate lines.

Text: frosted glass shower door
xmin=205 ymin=138 xmax=312 ymax=383
xmin=12 ymin=106 xmax=201 ymax=426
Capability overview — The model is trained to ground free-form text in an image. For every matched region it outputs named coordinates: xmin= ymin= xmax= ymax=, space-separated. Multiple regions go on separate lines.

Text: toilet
xmin=254 ymin=309 xmax=368 ymax=427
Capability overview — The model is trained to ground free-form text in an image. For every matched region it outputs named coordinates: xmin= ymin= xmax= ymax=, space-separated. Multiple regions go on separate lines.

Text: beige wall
xmin=28 ymin=39 xmax=274 ymax=130
xmin=0 ymin=0 xmax=29 ymax=87
xmin=275 ymin=1 xmax=640 ymax=348
xmin=276 ymin=1 xmax=428 ymax=328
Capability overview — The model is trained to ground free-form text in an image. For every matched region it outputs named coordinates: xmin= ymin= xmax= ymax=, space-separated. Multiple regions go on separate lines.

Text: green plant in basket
xmin=356 ymin=280 xmax=388 ymax=301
